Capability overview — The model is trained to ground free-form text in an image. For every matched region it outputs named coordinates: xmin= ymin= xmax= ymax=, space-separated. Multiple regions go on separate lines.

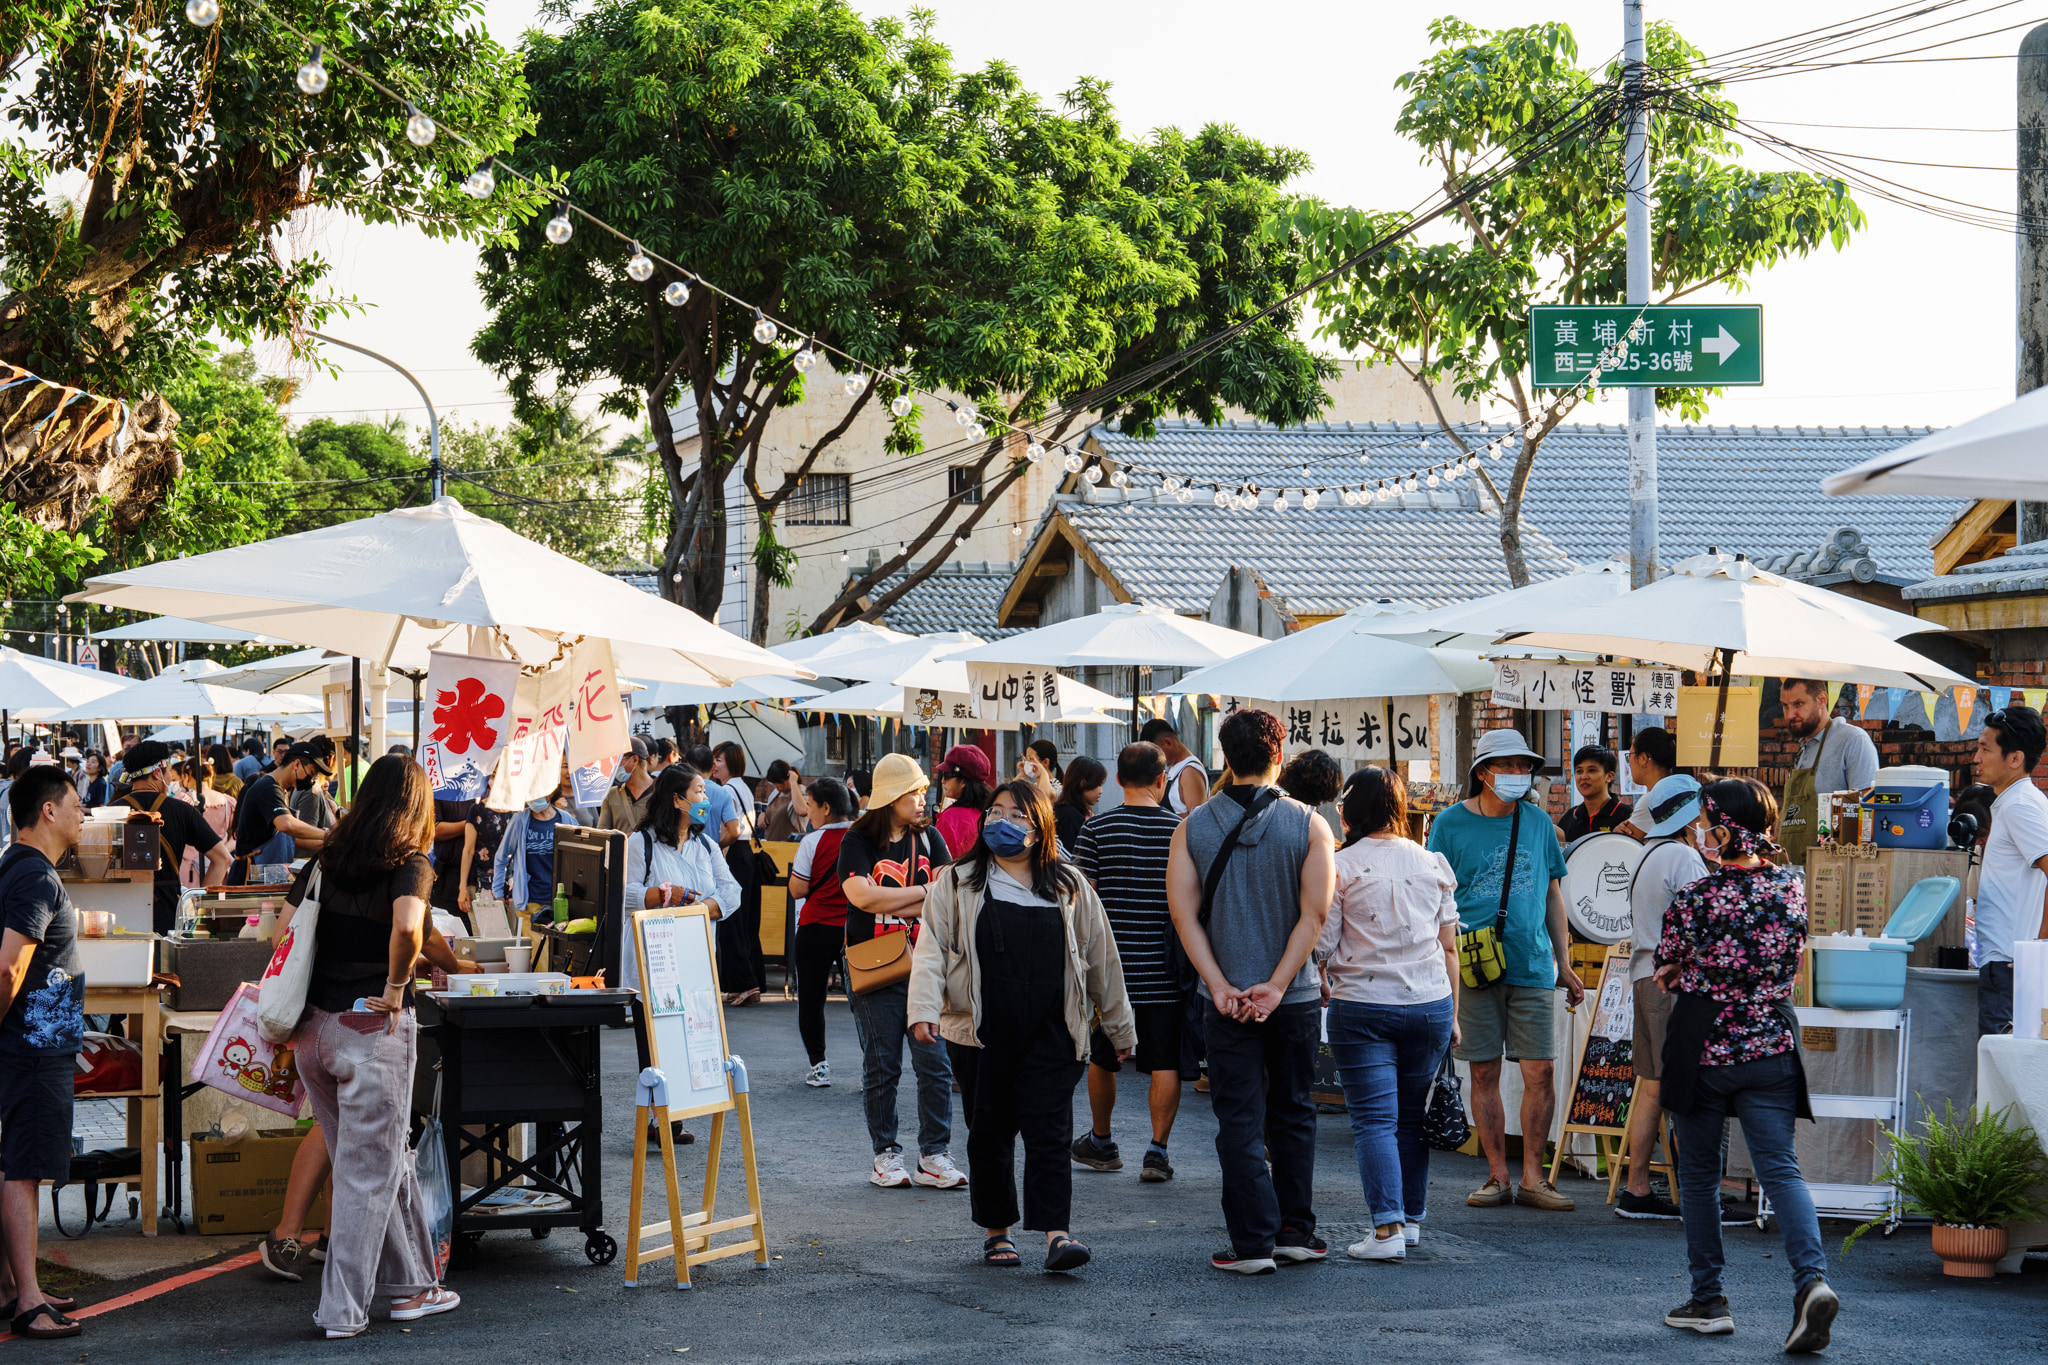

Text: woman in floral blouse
xmin=1652 ymin=777 xmax=1837 ymax=1354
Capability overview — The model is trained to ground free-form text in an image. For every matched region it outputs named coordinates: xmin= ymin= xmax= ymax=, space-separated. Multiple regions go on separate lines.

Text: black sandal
xmin=11 ymin=1303 xmax=81 ymax=1338
xmin=982 ymin=1235 xmax=1020 ymax=1266
xmin=1044 ymin=1235 xmax=1091 ymax=1273
xmin=0 ymin=1294 xmax=75 ymax=1317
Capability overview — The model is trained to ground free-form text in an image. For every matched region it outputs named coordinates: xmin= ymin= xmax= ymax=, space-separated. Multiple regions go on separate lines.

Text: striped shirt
xmin=1073 ymin=803 xmax=1180 ymax=1005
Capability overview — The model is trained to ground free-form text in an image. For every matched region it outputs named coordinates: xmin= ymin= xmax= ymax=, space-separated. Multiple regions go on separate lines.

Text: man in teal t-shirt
xmin=1427 ymin=728 xmax=1585 ymax=1213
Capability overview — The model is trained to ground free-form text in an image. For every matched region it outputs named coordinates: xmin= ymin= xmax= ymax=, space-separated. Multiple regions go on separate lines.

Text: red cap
xmin=935 ymin=744 xmax=993 ymax=784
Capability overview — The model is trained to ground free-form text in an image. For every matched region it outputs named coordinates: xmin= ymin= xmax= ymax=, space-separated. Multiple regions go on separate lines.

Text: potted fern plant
xmin=1844 ymin=1101 xmax=2048 ymax=1276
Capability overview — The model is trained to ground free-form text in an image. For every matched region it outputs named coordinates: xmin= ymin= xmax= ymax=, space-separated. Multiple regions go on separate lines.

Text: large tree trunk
xmin=749 ymin=553 xmax=774 ymax=647
xmin=0 ymin=385 xmax=181 ymax=537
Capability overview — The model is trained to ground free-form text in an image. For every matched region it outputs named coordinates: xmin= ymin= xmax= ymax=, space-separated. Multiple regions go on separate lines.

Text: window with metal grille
xmin=948 ymin=466 xmax=982 ymax=504
xmin=787 ymin=472 xmax=851 ymax=525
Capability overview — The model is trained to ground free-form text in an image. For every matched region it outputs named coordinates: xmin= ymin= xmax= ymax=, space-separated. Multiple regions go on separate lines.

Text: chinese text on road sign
xmin=1528 ymin=305 xmax=1762 ymax=388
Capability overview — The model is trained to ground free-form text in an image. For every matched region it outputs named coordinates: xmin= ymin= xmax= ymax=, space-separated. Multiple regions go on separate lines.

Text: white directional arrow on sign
xmin=1698 ymin=325 xmax=1741 ymax=364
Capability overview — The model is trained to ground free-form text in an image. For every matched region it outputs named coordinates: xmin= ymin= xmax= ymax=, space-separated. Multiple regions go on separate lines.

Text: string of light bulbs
xmin=189 ymin=0 xmax=1636 ymax=520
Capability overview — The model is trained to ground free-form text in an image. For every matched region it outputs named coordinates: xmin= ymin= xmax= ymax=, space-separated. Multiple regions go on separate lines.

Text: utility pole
xmin=1624 ymin=0 xmax=1657 ymax=588
xmin=2017 ymin=25 xmax=2048 ymax=542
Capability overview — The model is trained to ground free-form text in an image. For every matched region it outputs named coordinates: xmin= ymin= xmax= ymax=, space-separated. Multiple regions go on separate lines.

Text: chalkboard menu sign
xmin=1563 ymin=952 xmax=1636 ymax=1133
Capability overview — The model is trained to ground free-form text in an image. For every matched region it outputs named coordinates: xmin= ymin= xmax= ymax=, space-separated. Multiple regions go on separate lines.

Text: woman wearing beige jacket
xmin=910 ymin=779 xmax=1136 ymax=1274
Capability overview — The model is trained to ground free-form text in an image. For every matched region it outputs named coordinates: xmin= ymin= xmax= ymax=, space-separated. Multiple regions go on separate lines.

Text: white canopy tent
xmin=97 ymin=616 xmax=289 ymax=645
xmin=1361 ymin=562 xmax=1633 ymax=652
xmin=1496 ymin=554 xmax=1974 ymax=693
xmin=792 ymin=670 xmax=1129 ymax=728
xmin=766 ymin=621 xmax=917 ymax=672
xmin=0 ymin=648 xmax=132 ymax=723
xmin=68 ymin=497 xmax=810 ymax=688
xmin=773 ymin=630 xmax=985 ymax=685
xmin=42 ymin=674 xmax=322 ymax=727
xmin=1822 ymin=388 xmax=2048 ymax=499
xmin=1167 ymin=608 xmax=1495 ymax=700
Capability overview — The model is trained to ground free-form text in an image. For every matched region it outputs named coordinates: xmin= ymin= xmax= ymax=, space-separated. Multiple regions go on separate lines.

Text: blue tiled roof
xmin=1089 ymin=419 xmax=1966 ymax=585
xmin=1051 ymin=494 xmax=1576 ymax=616
xmin=852 ymin=561 xmax=1028 ymax=639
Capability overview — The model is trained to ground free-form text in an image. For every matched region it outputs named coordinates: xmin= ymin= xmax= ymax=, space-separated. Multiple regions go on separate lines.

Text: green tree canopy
xmin=474 ymin=0 xmax=1329 ymax=642
xmin=1286 ymin=17 xmax=1865 ymax=585
xmin=0 ymin=0 xmax=535 ymax=562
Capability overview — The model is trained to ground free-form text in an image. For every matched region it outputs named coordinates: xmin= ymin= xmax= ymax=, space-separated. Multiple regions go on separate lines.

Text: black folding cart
xmin=420 ymin=990 xmax=635 ymax=1268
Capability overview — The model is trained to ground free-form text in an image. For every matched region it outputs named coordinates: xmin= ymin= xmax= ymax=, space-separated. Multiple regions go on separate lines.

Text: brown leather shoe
xmin=1467 ymin=1177 xmax=1512 ymax=1207
xmin=1515 ymin=1179 xmax=1576 ymax=1211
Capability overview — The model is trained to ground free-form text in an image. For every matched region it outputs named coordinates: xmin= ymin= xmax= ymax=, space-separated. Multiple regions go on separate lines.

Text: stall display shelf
xmin=1757 ymin=1005 xmax=1911 ymax=1236
xmin=68 ymin=986 xmax=162 ymax=1235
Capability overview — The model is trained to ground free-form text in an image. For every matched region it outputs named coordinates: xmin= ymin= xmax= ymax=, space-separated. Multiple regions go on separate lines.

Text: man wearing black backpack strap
xmin=1167 ymin=709 xmax=1335 ymax=1275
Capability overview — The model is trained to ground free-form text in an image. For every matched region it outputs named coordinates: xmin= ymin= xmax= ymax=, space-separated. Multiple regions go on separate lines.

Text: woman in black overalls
xmin=910 ymin=780 xmax=1136 ymax=1273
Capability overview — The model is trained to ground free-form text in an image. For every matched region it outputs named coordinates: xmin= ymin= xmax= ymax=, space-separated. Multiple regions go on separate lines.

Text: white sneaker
xmin=913 ymin=1152 xmax=968 ymax=1189
xmin=805 ymin=1061 xmax=831 ymax=1088
xmin=870 ymin=1151 xmax=913 ymax=1188
xmin=1402 ymin=1222 xmax=1421 ymax=1246
xmin=1346 ymin=1232 xmax=1407 ymax=1262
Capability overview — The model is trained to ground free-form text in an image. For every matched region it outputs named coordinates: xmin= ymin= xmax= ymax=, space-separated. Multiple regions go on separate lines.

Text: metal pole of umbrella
xmin=350 ymin=655 xmax=362 ymax=805
xmin=306 ymin=332 xmax=441 ymax=501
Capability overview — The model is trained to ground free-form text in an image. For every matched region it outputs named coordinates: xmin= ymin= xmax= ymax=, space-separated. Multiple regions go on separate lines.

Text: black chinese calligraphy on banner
xmin=1492 ymin=662 xmax=1679 ymax=715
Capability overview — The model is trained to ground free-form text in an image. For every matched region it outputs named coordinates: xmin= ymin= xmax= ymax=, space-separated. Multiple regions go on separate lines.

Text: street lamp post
xmin=305 ymin=331 xmax=443 ymax=500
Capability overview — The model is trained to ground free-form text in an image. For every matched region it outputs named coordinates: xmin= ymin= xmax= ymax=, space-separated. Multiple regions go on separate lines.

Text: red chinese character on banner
xmin=431 ymin=675 xmax=507 ymax=754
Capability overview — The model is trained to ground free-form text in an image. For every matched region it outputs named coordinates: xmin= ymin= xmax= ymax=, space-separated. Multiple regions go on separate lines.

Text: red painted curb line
xmin=0 ymin=1250 xmax=260 ymax=1343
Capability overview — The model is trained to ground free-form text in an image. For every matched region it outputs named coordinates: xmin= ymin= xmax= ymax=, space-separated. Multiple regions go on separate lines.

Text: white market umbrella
xmin=1165 ymin=607 xmax=1494 ymax=701
xmin=627 ymin=676 xmax=827 ymax=708
xmin=97 ymin=615 xmax=289 ymax=645
xmin=789 ymin=679 xmax=1126 ymax=729
xmin=1363 ymin=561 xmax=1633 ymax=652
xmin=1496 ymin=555 xmax=1974 ymax=693
xmin=772 ymin=629 xmax=984 ymax=684
xmin=950 ymin=603 xmax=1264 ymax=671
xmin=767 ymin=620 xmax=916 ymax=671
xmin=43 ymin=674 xmax=322 ymax=726
xmin=204 ymin=647 xmax=342 ymax=695
xmin=68 ymin=497 xmax=810 ymax=687
xmin=890 ymin=658 xmax=1131 ymax=728
xmin=0 ymin=648 xmax=133 ymax=722
xmin=1822 ymin=389 xmax=2041 ymax=498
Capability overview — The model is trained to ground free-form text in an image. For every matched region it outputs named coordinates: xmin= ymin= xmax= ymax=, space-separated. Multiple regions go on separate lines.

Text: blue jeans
xmin=846 ymin=979 xmax=953 ymax=1156
xmin=1327 ymin=995 xmax=1454 ymax=1228
xmin=1669 ymin=1049 xmax=1826 ymax=1299
xmin=1204 ymin=1000 xmax=1319 ymax=1257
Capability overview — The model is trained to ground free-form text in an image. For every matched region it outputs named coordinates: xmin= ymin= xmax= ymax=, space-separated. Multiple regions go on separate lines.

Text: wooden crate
xmin=1803 ymin=845 xmax=1970 ymax=967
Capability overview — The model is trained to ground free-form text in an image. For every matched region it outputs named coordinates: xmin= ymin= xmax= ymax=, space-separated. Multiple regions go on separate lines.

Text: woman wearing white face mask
xmin=491 ymin=772 xmax=581 ymax=924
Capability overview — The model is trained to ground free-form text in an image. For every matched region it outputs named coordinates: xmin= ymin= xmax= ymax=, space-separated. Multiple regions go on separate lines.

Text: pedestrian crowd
xmin=7 ymin=684 xmax=2038 ymax=1352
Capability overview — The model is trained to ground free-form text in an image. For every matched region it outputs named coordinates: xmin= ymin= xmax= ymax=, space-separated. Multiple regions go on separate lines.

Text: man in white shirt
xmin=1973 ymin=705 xmax=2048 ymax=1035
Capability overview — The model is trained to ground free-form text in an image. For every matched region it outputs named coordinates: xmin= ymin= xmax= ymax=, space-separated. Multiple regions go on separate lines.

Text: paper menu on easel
xmin=642 ymin=916 xmax=686 ymax=1016
xmin=681 ymin=989 xmax=724 ymax=1092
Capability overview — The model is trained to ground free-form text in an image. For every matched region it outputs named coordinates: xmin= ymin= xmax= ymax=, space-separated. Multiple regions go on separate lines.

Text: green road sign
xmin=1529 ymin=304 xmax=1762 ymax=388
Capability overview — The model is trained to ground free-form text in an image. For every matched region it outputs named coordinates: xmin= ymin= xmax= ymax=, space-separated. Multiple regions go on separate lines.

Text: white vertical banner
xmin=565 ymin=637 xmax=629 ymax=807
xmin=966 ymin=662 xmax=1066 ymax=723
xmin=487 ymin=663 xmax=576 ymax=811
xmin=1391 ymin=695 xmax=1432 ymax=764
xmin=421 ymin=651 xmax=520 ymax=800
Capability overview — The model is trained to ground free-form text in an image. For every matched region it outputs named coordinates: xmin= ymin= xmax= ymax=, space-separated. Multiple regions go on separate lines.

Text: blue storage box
xmin=1810 ymin=931 xmax=1911 ymax=1009
xmin=1864 ymin=765 xmax=1950 ymax=850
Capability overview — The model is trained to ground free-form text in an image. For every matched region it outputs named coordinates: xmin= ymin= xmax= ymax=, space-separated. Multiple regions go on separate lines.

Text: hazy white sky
xmin=279 ymin=0 xmax=2037 ymax=438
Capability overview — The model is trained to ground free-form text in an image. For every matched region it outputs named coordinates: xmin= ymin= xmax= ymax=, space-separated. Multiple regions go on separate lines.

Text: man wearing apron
xmin=1777 ymin=678 xmax=1878 ymax=867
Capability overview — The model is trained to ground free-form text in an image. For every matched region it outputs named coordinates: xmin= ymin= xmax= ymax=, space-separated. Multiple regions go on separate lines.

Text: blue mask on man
xmin=982 ymin=818 xmax=1031 ymax=858
xmin=1490 ymin=772 xmax=1533 ymax=802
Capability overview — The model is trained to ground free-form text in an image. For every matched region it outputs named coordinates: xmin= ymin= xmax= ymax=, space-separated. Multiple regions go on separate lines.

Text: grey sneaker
xmin=259 ymin=1233 xmax=310 ymax=1283
xmin=1070 ymin=1133 xmax=1122 ymax=1171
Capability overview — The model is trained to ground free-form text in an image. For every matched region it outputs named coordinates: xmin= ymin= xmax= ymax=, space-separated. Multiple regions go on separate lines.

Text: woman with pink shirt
xmin=1315 ymin=766 xmax=1460 ymax=1263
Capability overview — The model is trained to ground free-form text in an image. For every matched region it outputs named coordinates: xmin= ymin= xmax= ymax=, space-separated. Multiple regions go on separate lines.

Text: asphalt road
xmin=73 ymin=996 xmax=2048 ymax=1363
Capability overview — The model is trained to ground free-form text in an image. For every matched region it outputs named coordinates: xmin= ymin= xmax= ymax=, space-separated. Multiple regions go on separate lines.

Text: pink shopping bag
xmin=189 ymin=982 xmax=306 ymax=1118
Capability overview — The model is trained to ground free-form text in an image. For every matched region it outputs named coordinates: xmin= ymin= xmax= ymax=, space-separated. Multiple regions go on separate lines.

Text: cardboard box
xmin=1803 ymin=846 xmax=1971 ymax=967
xmin=189 ymin=1128 xmax=329 ymax=1235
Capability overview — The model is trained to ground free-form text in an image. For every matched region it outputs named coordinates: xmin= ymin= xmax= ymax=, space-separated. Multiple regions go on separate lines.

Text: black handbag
xmin=1421 ymin=1056 xmax=1471 ymax=1152
xmin=52 ymin=1146 xmax=142 ymax=1238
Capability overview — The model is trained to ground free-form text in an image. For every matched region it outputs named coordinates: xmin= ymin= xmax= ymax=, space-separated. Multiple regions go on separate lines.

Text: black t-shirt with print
xmin=834 ymin=826 xmax=943 ymax=945
xmin=0 ymin=845 xmax=85 ymax=1056
xmin=233 ymin=772 xmax=290 ymax=859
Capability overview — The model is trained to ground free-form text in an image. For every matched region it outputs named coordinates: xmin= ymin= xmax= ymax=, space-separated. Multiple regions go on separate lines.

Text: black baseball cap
xmin=285 ymin=742 xmax=333 ymax=776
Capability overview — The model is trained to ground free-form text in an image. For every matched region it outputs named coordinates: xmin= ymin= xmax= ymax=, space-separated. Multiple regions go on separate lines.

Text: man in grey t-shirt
xmin=1167 ymin=709 xmax=1334 ymax=1275
xmin=1781 ymin=679 xmax=1878 ymax=800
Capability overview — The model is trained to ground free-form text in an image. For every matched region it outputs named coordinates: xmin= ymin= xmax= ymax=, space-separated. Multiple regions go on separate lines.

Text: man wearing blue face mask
xmin=1426 ymin=728 xmax=1584 ymax=1212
